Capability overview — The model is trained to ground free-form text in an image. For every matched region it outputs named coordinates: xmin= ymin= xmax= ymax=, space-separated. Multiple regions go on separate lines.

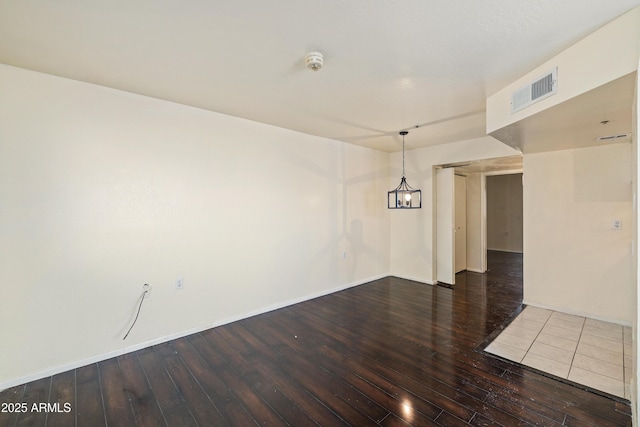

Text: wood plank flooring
xmin=0 ymin=251 xmax=632 ymax=426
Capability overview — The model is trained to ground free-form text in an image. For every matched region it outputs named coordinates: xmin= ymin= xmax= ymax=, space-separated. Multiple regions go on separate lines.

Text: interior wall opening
xmin=434 ymin=155 xmax=523 ymax=287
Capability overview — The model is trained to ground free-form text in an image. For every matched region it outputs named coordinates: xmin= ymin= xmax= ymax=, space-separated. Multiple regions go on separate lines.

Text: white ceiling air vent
xmin=511 ymin=67 xmax=558 ymax=114
xmin=596 ymin=133 xmax=630 ymax=142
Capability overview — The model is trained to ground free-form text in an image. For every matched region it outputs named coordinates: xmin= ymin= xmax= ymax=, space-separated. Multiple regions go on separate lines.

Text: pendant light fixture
xmin=388 ymin=131 xmax=421 ymax=209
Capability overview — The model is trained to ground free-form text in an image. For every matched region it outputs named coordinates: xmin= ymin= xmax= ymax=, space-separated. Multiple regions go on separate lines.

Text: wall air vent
xmin=596 ymin=133 xmax=630 ymax=142
xmin=511 ymin=67 xmax=558 ymax=114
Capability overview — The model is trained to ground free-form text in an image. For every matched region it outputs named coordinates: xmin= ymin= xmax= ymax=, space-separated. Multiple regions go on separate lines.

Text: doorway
xmin=486 ymin=173 xmax=523 ymax=255
xmin=434 ymin=156 xmax=523 ymax=285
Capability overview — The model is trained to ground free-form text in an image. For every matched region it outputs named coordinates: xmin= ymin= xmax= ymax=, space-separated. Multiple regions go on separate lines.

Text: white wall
xmin=523 ymin=143 xmax=634 ymax=324
xmin=0 ymin=64 xmax=390 ymax=388
xmin=389 ymin=137 xmax=521 ymax=283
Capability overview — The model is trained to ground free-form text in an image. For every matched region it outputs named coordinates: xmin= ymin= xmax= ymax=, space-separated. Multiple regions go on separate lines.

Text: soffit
xmin=489 ymin=72 xmax=636 ymax=154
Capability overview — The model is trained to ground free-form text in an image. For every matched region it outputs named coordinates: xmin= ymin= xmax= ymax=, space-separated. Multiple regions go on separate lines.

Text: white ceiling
xmin=1 ymin=1 xmax=639 ymax=152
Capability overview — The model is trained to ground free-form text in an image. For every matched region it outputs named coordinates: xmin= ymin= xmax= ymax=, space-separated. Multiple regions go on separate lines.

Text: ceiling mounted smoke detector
xmin=305 ymin=52 xmax=324 ymax=71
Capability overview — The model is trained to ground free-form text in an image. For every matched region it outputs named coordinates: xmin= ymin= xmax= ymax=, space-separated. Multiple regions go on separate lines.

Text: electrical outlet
xmin=176 ymin=277 xmax=184 ymax=290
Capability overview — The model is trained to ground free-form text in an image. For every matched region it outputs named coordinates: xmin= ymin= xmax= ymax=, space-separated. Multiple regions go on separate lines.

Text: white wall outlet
xmin=176 ymin=277 xmax=184 ymax=290
xmin=613 ymin=220 xmax=622 ymax=230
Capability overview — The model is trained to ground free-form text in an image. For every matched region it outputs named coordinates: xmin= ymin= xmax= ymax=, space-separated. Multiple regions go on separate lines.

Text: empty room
xmin=1 ymin=1 xmax=640 ymax=426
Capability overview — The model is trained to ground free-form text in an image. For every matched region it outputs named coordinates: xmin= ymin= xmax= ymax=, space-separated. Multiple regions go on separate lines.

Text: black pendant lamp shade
xmin=388 ymin=131 xmax=421 ymax=209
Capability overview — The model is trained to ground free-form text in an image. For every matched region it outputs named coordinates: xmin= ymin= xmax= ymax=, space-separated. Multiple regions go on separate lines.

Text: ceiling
xmin=1 ymin=1 xmax=639 ymax=152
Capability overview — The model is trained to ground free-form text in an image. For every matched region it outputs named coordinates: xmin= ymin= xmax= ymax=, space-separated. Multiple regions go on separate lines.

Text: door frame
xmin=433 ymin=164 xmax=523 ymax=282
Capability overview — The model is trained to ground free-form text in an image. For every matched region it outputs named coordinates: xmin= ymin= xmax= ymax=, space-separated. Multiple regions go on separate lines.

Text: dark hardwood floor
xmin=1 ymin=251 xmax=632 ymax=426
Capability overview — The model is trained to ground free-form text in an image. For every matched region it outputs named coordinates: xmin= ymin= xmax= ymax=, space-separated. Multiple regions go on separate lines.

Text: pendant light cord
xmin=401 ymin=132 xmax=406 ymax=177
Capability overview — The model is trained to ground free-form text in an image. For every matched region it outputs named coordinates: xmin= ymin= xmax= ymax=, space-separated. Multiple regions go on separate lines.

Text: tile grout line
xmin=519 ymin=310 xmax=553 ymax=364
xmin=566 ymin=316 xmax=586 ymax=380
xmin=569 ymin=319 xmax=626 ymax=397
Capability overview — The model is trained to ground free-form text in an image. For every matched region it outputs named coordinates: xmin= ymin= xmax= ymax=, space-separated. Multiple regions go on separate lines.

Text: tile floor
xmin=485 ymin=306 xmax=632 ymax=399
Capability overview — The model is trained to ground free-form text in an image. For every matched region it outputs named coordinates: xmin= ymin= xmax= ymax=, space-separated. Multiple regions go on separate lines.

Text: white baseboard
xmin=390 ymin=274 xmax=435 ymax=285
xmin=0 ymin=273 xmax=388 ymax=392
xmin=466 ymin=267 xmax=485 ymax=273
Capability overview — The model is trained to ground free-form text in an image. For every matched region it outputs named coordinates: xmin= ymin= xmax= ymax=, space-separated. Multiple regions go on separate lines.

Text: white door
xmin=455 ymin=175 xmax=467 ymax=273
xmin=436 ymin=168 xmax=455 ymax=285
